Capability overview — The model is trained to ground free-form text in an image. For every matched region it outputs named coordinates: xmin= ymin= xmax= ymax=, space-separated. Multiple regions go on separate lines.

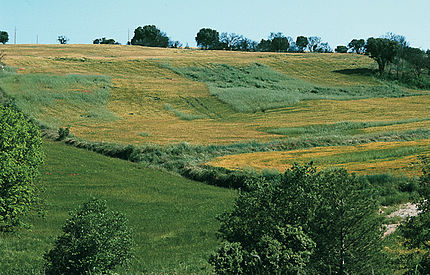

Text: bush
xmin=44 ymin=198 xmax=134 ymax=274
xmin=0 ymin=105 xmax=43 ymax=231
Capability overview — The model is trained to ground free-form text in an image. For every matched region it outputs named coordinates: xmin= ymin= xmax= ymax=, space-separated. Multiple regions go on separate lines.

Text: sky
xmin=1 ymin=0 xmax=430 ymax=50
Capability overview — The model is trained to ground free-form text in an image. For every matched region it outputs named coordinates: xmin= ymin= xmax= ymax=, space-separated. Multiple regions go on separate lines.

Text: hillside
xmin=1 ymin=44 xmax=429 ymax=175
xmin=0 ymin=141 xmax=236 ymax=273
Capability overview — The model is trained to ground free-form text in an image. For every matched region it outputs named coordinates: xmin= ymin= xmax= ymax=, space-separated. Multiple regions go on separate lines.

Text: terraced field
xmin=1 ymin=44 xmax=429 ymax=176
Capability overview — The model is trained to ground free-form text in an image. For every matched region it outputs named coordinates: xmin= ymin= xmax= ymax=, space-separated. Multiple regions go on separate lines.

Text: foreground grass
xmin=0 ymin=141 xmax=236 ymax=274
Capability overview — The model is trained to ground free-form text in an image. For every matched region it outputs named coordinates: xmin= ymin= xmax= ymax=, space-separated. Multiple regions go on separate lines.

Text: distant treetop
xmin=131 ymin=25 xmax=169 ymax=48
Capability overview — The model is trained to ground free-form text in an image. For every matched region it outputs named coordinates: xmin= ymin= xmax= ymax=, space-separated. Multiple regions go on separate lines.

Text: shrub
xmin=44 ymin=198 xmax=134 ymax=274
xmin=0 ymin=105 xmax=43 ymax=231
xmin=57 ymin=126 xmax=70 ymax=140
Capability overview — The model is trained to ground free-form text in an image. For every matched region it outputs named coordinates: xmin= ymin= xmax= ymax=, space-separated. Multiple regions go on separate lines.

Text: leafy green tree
xmin=57 ymin=35 xmax=69 ymax=44
xmin=348 ymin=39 xmax=366 ymax=54
xmin=296 ymin=36 xmax=308 ymax=52
xmin=131 ymin=25 xmax=169 ymax=47
xmin=365 ymin=37 xmax=399 ymax=75
xmin=44 ymin=198 xmax=134 ymax=274
xmin=404 ymin=47 xmax=427 ymax=77
xmin=211 ymin=164 xmax=388 ymax=274
xmin=0 ymin=31 xmax=8 ymax=44
xmin=401 ymin=157 xmax=430 ymax=274
xmin=0 ymin=105 xmax=43 ymax=232
xmin=335 ymin=45 xmax=348 ymax=53
xmin=93 ymin=37 xmax=119 ymax=45
xmin=269 ymin=33 xmax=290 ymax=52
xmin=195 ymin=28 xmax=220 ymax=49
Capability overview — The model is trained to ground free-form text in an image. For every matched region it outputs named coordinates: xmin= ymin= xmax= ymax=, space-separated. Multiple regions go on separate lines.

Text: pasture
xmin=0 ymin=141 xmax=236 ymax=274
xmin=1 ymin=44 xmax=429 ymax=272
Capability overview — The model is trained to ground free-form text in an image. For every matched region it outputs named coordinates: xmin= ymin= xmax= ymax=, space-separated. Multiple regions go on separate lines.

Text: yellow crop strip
xmin=206 ymin=139 xmax=430 ymax=176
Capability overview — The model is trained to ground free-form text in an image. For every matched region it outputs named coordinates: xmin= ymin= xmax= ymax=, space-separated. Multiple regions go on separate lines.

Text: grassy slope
xmin=0 ymin=141 xmax=236 ymax=274
xmin=2 ymin=44 xmax=429 ymax=145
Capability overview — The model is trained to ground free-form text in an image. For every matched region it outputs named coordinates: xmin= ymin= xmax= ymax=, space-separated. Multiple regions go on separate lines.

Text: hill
xmin=1 ymin=44 xmax=429 ymax=175
xmin=0 ymin=141 xmax=236 ymax=273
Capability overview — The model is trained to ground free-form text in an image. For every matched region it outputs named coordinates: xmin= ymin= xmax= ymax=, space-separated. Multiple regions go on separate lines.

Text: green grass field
xmin=1 ymin=44 xmax=430 ymax=273
xmin=0 ymin=141 xmax=236 ymax=274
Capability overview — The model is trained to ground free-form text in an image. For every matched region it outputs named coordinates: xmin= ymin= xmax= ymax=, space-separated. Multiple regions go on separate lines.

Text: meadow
xmin=0 ymin=141 xmax=236 ymax=274
xmin=0 ymin=44 xmax=429 ymax=272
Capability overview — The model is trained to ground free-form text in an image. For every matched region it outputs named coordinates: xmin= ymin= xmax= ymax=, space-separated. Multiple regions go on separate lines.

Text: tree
xmin=195 ymin=28 xmax=220 ymax=50
xmin=400 ymin=157 xmax=430 ymax=274
xmin=307 ymin=36 xmax=321 ymax=52
xmin=315 ymin=42 xmax=332 ymax=53
xmin=93 ymin=37 xmax=119 ymax=45
xmin=44 ymin=198 xmax=134 ymax=274
xmin=269 ymin=32 xmax=289 ymax=52
xmin=220 ymin=32 xmax=242 ymax=50
xmin=335 ymin=45 xmax=348 ymax=53
xmin=131 ymin=25 xmax=169 ymax=47
xmin=348 ymin=39 xmax=366 ymax=54
xmin=404 ymin=47 xmax=427 ymax=77
xmin=0 ymin=105 xmax=43 ymax=232
xmin=211 ymin=163 xmax=387 ymax=274
xmin=365 ymin=37 xmax=399 ymax=75
xmin=0 ymin=31 xmax=8 ymax=44
xmin=257 ymin=33 xmax=289 ymax=53
xmin=57 ymin=35 xmax=69 ymax=44
xmin=296 ymin=36 xmax=308 ymax=52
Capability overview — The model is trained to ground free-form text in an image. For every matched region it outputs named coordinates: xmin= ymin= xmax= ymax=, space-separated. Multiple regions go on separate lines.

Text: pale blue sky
xmin=1 ymin=0 xmax=429 ymax=49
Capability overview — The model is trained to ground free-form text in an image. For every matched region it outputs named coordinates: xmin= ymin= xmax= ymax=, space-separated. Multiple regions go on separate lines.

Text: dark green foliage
xmin=93 ymin=37 xmax=119 ymax=45
xmin=57 ymin=126 xmax=70 ymax=141
xmin=295 ymin=36 xmax=308 ymax=52
xmin=258 ymin=33 xmax=290 ymax=53
xmin=365 ymin=37 xmax=399 ymax=74
xmin=348 ymin=39 xmax=366 ymax=54
xmin=400 ymin=157 xmax=430 ymax=274
xmin=57 ymin=35 xmax=68 ymax=44
xmin=0 ymin=31 xmax=8 ymax=44
xmin=195 ymin=28 xmax=220 ymax=49
xmin=44 ymin=198 xmax=133 ymax=274
xmin=0 ymin=105 xmax=43 ymax=231
xmin=404 ymin=47 xmax=428 ymax=77
xmin=131 ymin=25 xmax=169 ymax=47
xmin=335 ymin=45 xmax=348 ymax=53
xmin=212 ymin=164 xmax=388 ymax=274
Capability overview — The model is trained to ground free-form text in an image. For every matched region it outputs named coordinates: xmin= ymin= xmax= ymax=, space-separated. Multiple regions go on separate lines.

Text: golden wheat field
xmin=1 ymin=44 xmax=429 ymax=175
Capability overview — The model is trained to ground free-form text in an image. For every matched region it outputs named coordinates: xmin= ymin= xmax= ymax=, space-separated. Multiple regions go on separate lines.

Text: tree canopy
xmin=348 ymin=39 xmax=366 ymax=54
xmin=210 ymin=163 xmax=387 ymax=274
xmin=296 ymin=36 xmax=309 ymax=52
xmin=195 ymin=28 xmax=220 ymax=50
xmin=44 ymin=198 xmax=134 ymax=274
xmin=57 ymin=35 xmax=69 ymax=44
xmin=0 ymin=105 xmax=43 ymax=232
xmin=93 ymin=37 xmax=119 ymax=45
xmin=365 ymin=37 xmax=399 ymax=74
xmin=131 ymin=25 xmax=169 ymax=47
xmin=0 ymin=31 xmax=8 ymax=44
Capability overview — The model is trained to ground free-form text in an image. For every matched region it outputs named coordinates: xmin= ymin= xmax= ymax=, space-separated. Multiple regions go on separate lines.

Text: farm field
xmin=1 ymin=44 xmax=429 ymax=273
xmin=0 ymin=141 xmax=236 ymax=274
xmin=1 ymin=44 xmax=430 ymax=176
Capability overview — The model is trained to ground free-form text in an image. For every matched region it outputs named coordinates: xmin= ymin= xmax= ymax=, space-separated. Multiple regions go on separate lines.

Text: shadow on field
xmin=333 ymin=68 xmax=375 ymax=76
